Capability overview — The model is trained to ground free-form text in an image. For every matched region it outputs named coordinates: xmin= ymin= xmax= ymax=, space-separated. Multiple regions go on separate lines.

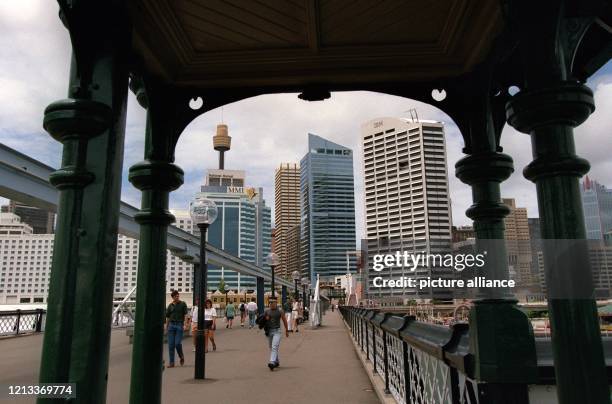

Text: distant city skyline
xmin=1 ymin=2 xmax=612 ymax=244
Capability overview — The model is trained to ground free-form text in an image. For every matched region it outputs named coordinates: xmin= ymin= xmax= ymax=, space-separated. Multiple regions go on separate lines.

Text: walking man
xmin=247 ymin=298 xmax=258 ymax=328
xmin=239 ymin=302 xmax=246 ymax=327
xmin=263 ymin=297 xmax=289 ymax=370
xmin=165 ymin=290 xmax=188 ymax=368
xmin=225 ymin=301 xmax=235 ymax=328
xmin=283 ymin=298 xmax=293 ymax=332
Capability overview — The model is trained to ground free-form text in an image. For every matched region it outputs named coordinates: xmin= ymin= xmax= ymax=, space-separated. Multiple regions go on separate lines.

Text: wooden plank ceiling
xmin=129 ymin=0 xmax=503 ymax=89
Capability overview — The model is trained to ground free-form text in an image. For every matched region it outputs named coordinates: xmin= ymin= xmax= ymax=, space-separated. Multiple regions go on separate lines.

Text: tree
xmin=218 ymin=278 xmax=227 ymax=294
xmin=218 ymin=278 xmax=229 ymax=306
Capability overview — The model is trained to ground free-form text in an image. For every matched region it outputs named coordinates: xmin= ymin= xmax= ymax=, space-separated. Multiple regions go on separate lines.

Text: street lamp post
xmin=292 ymin=270 xmax=300 ymax=300
xmin=301 ymin=277 xmax=308 ymax=307
xmin=267 ymin=253 xmax=280 ymax=299
xmin=190 ymin=196 xmax=218 ymax=380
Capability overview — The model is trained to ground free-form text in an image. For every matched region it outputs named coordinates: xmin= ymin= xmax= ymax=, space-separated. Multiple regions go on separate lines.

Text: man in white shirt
xmin=246 ymin=298 xmax=258 ymax=329
xmin=292 ymin=299 xmax=301 ymax=333
xmin=190 ymin=301 xmax=199 ymax=352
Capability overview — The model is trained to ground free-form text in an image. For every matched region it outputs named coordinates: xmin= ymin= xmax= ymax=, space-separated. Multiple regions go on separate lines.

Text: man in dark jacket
xmin=165 ymin=290 xmax=188 ymax=367
xmin=264 ymin=297 xmax=289 ymax=371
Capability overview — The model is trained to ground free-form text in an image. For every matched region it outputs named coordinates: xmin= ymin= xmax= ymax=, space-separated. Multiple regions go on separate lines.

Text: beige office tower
xmin=274 ymin=163 xmax=301 ymax=278
xmin=286 ymin=224 xmax=301 ymax=280
xmin=502 ymin=198 xmax=536 ymax=294
xmin=361 ymin=117 xmax=453 ymax=300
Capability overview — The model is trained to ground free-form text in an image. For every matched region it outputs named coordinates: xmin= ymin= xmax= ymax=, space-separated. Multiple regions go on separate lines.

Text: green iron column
xmin=454 ymin=67 xmax=537 ymax=400
xmin=38 ymin=2 xmax=130 ymax=403
xmin=506 ymin=3 xmax=608 ymax=402
xmin=128 ymin=78 xmax=204 ymax=404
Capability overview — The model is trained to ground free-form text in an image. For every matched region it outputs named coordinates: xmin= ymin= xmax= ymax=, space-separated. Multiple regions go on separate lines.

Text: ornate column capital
xmin=455 ymin=151 xmax=514 ymax=185
xmin=128 ymin=160 xmax=183 ymax=226
xmin=506 ymin=82 xmax=594 ymax=134
xmin=44 ymin=99 xmax=113 ymax=189
xmin=128 ymin=160 xmax=184 ymax=192
xmin=44 ymin=98 xmax=112 ymax=142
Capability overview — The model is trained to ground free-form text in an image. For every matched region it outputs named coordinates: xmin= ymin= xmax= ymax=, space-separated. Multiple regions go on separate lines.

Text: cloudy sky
xmin=1 ymin=2 xmax=612 ymax=242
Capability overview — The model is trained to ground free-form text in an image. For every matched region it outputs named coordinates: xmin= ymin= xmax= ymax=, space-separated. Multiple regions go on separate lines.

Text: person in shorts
xmin=192 ymin=298 xmax=217 ymax=352
xmin=204 ymin=299 xmax=217 ymax=352
xmin=225 ymin=302 xmax=235 ymax=328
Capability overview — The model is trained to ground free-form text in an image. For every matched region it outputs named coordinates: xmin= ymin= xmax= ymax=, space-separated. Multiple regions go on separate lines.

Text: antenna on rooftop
xmin=404 ymin=108 xmax=419 ymax=123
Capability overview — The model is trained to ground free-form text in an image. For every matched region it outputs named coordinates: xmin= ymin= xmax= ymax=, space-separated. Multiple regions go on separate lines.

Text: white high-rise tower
xmin=361 ymin=117 xmax=453 ymax=299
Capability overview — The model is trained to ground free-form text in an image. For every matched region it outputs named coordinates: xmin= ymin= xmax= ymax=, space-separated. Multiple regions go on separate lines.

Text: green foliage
xmin=526 ymin=310 xmax=548 ymax=319
xmin=218 ymin=278 xmax=227 ymax=294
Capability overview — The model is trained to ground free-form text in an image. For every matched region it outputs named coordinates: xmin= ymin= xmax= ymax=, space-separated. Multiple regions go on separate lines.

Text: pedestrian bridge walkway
xmin=0 ymin=312 xmax=378 ymax=404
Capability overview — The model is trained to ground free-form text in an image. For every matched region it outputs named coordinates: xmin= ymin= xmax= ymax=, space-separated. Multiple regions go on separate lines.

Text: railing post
xmin=365 ymin=317 xmax=370 ymax=360
xmin=382 ymin=329 xmax=390 ymax=394
xmin=15 ymin=309 xmax=21 ymax=335
xmin=360 ymin=315 xmax=364 ymax=351
xmin=372 ymin=323 xmax=377 ymax=374
xmin=36 ymin=309 xmax=43 ymax=333
xmin=402 ymin=340 xmax=410 ymax=403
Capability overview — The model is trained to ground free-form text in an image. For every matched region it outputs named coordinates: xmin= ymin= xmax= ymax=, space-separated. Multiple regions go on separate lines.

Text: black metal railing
xmin=0 ymin=309 xmax=45 ymax=336
xmin=340 ymin=306 xmax=612 ymax=404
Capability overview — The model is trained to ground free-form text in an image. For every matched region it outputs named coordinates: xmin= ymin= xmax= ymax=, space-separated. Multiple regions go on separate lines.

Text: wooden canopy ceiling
xmin=129 ymin=0 xmax=503 ymax=90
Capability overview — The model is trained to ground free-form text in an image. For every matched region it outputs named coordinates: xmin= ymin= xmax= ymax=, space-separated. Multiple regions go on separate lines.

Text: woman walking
xmin=204 ymin=299 xmax=217 ymax=352
xmin=292 ymin=298 xmax=300 ymax=333
xmin=225 ymin=301 xmax=235 ymax=329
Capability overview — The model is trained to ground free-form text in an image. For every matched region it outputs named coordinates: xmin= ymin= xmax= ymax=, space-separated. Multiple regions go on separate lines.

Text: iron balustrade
xmin=339 ymin=306 xmax=612 ymax=404
xmin=366 ymin=311 xmax=376 ymax=362
xmin=0 ymin=309 xmax=45 ymax=336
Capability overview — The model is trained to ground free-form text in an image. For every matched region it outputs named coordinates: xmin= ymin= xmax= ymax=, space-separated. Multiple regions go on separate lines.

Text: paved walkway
xmin=0 ymin=311 xmax=378 ymax=404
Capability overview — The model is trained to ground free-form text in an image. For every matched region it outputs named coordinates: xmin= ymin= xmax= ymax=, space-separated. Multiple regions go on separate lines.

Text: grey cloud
xmin=1 ymin=1 xmax=612 ymax=242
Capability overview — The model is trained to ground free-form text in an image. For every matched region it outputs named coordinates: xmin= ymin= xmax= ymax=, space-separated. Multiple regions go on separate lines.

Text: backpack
xmin=256 ymin=312 xmax=270 ymax=335
xmin=240 ymin=303 xmax=245 ymax=312
xmin=255 ymin=312 xmax=267 ymax=328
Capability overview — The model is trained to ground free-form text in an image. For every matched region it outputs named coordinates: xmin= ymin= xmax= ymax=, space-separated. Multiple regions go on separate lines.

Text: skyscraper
xmin=274 ymin=163 xmax=301 ymax=279
xmin=1 ymin=200 xmax=54 ymax=234
xmin=361 ymin=118 xmax=452 ymax=299
xmin=196 ymin=124 xmax=271 ymax=291
xmin=503 ymin=198 xmax=535 ymax=291
xmin=286 ymin=224 xmax=301 ymax=281
xmin=528 ymin=217 xmax=543 ymax=294
xmin=198 ymin=169 xmax=271 ymax=291
xmin=581 ymin=176 xmax=612 ymax=240
xmin=300 ymin=134 xmax=356 ymax=284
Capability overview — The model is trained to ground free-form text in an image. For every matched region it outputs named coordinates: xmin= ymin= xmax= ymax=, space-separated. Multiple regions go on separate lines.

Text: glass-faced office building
xmin=300 ymin=134 xmax=357 ymax=285
xmin=581 ymin=176 xmax=612 ymax=240
xmin=198 ymin=169 xmax=272 ymax=291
